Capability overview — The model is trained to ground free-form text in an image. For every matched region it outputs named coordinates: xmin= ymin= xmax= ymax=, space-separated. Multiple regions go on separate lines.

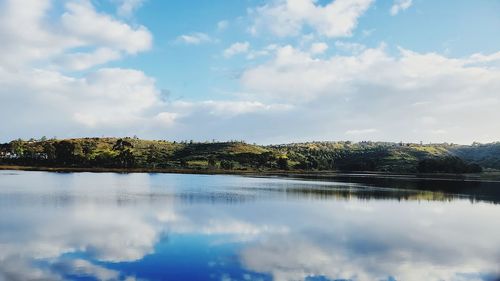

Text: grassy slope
xmin=448 ymin=143 xmax=500 ymax=169
xmin=1 ymin=138 xmax=498 ymax=172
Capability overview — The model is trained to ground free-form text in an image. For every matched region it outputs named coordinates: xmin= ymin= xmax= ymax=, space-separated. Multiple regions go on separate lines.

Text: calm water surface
xmin=0 ymin=170 xmax=499 ymax=281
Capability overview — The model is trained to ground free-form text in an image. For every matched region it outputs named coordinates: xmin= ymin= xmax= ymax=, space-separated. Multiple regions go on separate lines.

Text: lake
xmin=0 ymin=170 xmax=499 ymax=281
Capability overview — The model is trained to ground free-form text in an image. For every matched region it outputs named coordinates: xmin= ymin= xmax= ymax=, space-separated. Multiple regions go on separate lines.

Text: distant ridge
xmin=1 ymin=137 xmax=499 ymax=174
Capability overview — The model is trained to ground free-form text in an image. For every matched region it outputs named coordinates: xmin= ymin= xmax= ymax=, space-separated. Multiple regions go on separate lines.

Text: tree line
xmin=0 ymin=137 xmax=486 ymax=173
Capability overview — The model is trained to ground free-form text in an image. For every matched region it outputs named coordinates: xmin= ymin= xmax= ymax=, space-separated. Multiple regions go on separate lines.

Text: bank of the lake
xmin=2 ymin=164 xmax=500 ymax=183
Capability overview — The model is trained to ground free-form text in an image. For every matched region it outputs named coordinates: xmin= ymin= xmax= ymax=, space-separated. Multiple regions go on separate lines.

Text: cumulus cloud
xmin=0 ymin=0 xmax=290 ymax=141
xmin=61 ymin=1 xmax=152 ymax=54
xmin=390 ymin=0 xmax=413 ymax=16
xmin=53 ymin=47 xmax=122 ymax=71
xmin=1 ymin=0 xmax=499 ymax=144
xmin=223 ymin=42 xmax=250 ymax=58
xmin=0 ymin=0 xmax=174 ymax=141
xmin=0 ymin=0 xmax=152 ymax=70
xmin=176 ymin=32 xmax=213 ymax=45
xmin=240 ymin=44 xmax=500 ymax=143
xmin=0 ymin=66 xmax=168 ymax=134
xmin=249 ymin=0 xmax=374 ymax=37
xmin=0 ymin=64 xmax=288 ymax=140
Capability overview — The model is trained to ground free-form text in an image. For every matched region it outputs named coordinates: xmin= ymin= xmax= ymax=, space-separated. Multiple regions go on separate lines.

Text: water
xmin=0 ymin=170 xmax=499 ymax=281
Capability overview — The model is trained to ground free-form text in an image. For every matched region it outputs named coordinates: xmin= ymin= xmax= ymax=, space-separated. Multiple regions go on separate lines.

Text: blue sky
xmin=1 ymin=0 xmax=500 ymax=143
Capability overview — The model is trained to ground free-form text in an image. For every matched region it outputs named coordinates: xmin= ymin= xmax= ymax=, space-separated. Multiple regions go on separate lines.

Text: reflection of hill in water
xmin=261 ymin=175 xmax=500 ymax=204
xmin=177 ymin=192 xmax=255 ymax=204
xmin=176 ymin=181 xmax=500 ymax=205
xmin=250 ymin=186 xmax=466 ymax=203
xmin=166 ymin=176 xmax=500 ymax=204
xmin=1 ymin=170 xmax=498 ymax=205
xmin=0 ymin=184 xmax=497 ymax=206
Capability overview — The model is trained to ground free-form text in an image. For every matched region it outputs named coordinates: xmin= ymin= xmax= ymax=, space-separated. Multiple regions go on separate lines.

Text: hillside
xmin=0 ymin=138 xmax=495 ymax=174
xmin=448 ymin=143 xmax=500 ymax=170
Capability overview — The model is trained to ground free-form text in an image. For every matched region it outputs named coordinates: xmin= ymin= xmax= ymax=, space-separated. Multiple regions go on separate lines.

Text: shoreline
xmin=0 ymin=165 xmax=274 ymax=175
xmin=1 ymin=165 xmax=500 ymax=183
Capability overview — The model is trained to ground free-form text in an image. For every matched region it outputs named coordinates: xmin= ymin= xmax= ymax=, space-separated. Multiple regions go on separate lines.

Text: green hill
xmin=448 ymin=142 xmax=500 ymax=170
xmin=0 ymin=138 xmax=495 ymax=174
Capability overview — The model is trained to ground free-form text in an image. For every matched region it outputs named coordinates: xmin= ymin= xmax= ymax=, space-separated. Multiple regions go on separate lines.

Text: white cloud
xmin=0 ymin=0 xmax=152 ymax=70
xmin=115 ymin=0 xmax=145 ymax=18
xmin=199 ymin=100 xmax=291 ymax=116
xmin=0 ymin=0 xmax=174 ymax=140
xmin=345 ymin=128 xmax=378 ymax=135
xmin=239 ymin=44 xmax=500 ymax=143
xmin=246 ymin=44 xmax=279 ymax=60
xmin=246 ymin=50 xmax=270 ymax=60
xmin=154 ymin=112 xmax=178 ymax=126
xmin=390 ymin=0 xmax=413 ymax=15
xmin=169 ymin=100 xmax=291 ymax=118
xmin=0 ymin=0 xmax=67 ymax=68
xmin=1 ymin=0 xmax=499 ymax=145
xmin=0 ymin=53 xmax=292 ymax=140
xmin=176 ymin=32 xmax=213 ymax=45
xmin=467 ymin=51 xmax=500 ymax=64
xmin=334 ymin=41 xmax=366 ymax=54
xmin=68 ymin=68 xmax=162 ymax=127
xmin=1 ymin=1 xmax=295 ymax=142
xmin=61 ymin=1 xmax=152 ymax=54
xmin=224 ymin=42 xmax=250 ymax=58
xmin=0 ymin=66 xmax=169 ymax=134
xmin=249 ymin=0 xmax=374 ymax=38
xmin=309 ymin=42 xmax=328 ymax=55
xmin=217 ymin=20 xmax=229 ymax=31
xmin=362 ymin=28 xmax=375 ymax=37
xmin=52 ymin=47 xmax=122 ymax=71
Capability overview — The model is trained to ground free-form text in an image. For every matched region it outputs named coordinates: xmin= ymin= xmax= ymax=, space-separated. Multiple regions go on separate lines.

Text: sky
xmin=0 ymin=0 xmax=499 ymax=144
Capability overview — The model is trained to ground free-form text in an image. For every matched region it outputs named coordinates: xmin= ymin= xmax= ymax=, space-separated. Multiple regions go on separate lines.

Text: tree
xmin=10 ymin=139 xmax=25 ymax=157
xmin=417 ymin=156 xmax=481 ymax=173
xmin=467 ymin=163 xmax=483 ymax=173
xmin=277 ymin=157 xmax=289 ymax=170
xmin=146 ymin=144 xmax=161 ymax=168
xmin=208 ymin=156 xmax=217 ymax=169
xmin=112 ymin=139 xmax=133 ymax=151
xmin=54 ymin=141 xmax=76 ymax=165
xmin=43 ymin=142 xmax=56 ymax=161
xmin=220 ymin=160 xmax=235 ymax=170
xmin=81 ymin=141 xmax=97 ymax=157
xmin=257 ymin=151 xmax=273 ymax=168
xmin=112 ymin=139 xmax=135 ymax=168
